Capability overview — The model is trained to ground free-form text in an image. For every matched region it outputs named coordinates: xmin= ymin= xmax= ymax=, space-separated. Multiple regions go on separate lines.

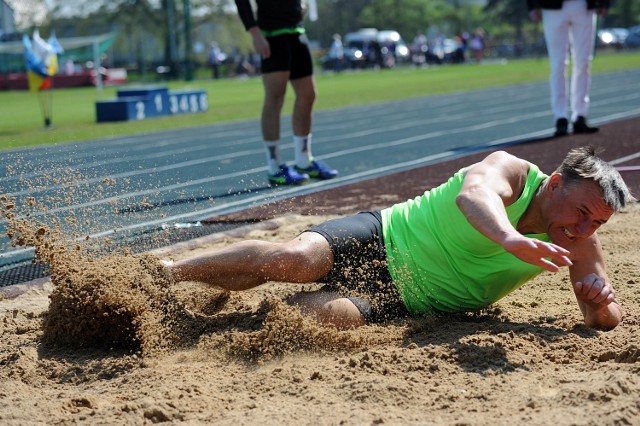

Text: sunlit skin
xmin=537 ymin=176 xmax=620 ymax=328
xmin=458 ymin=151 xmax=623 ymax=330
xmin=542 ymin=176 xmax=614 ymax=249
xmin=172 ymin=151 xmax=624 ymax=331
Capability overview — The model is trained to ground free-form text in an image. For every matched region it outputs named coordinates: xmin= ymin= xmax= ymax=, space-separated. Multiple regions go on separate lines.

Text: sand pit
xmin=1 ymin=114 xmax=640 ymax=424
xmin=1 ymin=201 xmax=639 ymax=424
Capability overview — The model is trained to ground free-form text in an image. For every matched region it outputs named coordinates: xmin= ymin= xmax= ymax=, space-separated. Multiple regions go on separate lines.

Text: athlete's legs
xmin=543 ymin=8 xmax=571 ymax=120
xmin=287 ymin=290 xmax=366 ymax=329
xmin=170 ymin=230 xmax=366 ymax=328
xmin=290 ymin=75 xmax=316 ymax=137
xmin=261 ymin=71 xmax=290 ymax=141
xmin=568 ymin=2 xmax=597 ymax=121
xmin=171 ymin=231 xmax=334 ymax=291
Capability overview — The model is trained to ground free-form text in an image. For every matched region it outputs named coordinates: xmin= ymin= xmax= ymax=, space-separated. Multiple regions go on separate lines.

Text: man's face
xmin=546 ymin=177 xmax=615 ymax=247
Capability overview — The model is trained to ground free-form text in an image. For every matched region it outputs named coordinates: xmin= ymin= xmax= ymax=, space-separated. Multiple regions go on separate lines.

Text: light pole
xmin=183 ymin=0 xmax=193 ymax=81
xmin=166 ymin=0 xmax=178 ymax=78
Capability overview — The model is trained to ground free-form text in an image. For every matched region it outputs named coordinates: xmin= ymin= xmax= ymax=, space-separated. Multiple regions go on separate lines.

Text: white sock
xmin=264 ymin=141 xmax=281 ymax=174
xmin=294 ymin=134 xmax=313 ymax=168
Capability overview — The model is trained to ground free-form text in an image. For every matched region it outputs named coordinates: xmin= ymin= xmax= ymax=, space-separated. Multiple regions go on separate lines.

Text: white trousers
xmin=542 ymin=0 xmax=597 ymax=121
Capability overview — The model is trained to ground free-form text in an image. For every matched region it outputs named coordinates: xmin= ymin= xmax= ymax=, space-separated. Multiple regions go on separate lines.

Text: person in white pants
xmin=528 ymin=0 xmax=609 ymax=137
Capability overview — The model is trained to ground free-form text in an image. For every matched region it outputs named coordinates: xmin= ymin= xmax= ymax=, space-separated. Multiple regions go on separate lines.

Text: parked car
xmin=341 ymin=28 xmax=410 ymax=69
xmin=320 ymin=46 xmax=366 ymax=71
xmin=377 ymin=30 xmax=410 ymax=63
xmin=427 ymin=38 xmax=465 ymax=64
xmin=625 ymin=25 xmax=640 ymax=48
xmin=597 ymin=28 xmax=629 ymax=48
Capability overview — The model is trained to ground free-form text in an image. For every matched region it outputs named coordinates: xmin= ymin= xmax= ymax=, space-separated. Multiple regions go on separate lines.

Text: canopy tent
xmin=0 ymin=32 xmax=116 ymax=90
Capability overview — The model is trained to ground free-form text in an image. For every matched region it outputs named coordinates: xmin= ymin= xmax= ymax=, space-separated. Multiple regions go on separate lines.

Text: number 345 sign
xmin=97 ymin=88 xmax=208 ymax=123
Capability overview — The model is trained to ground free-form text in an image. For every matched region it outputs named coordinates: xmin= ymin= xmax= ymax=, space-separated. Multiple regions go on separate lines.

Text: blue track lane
xmin=1 ymin=69 xmax=640 ymax=272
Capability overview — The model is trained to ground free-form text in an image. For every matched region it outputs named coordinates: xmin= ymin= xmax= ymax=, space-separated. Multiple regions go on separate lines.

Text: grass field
xmin=0 ymin=50 xmax=639 ymax=151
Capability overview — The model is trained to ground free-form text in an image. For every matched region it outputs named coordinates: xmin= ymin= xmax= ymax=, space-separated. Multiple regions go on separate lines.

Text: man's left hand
xmin=573 ymin=273 xmax=616 ymax=306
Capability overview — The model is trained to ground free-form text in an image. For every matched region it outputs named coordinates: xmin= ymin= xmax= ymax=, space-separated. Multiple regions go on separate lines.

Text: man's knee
xmin=322 ymin=298 xmax=366 ymax=328
xmin=264 ymin=91 xmax=286 ymax=110
xmin=287 ymin=292 xmax=366 ymax=329
xmin=299 ymin=87 xmax=316 ymax=103
xmin=292 ymin=77 xmax=316 ymax=105
xmin=276 ymin=242 xmax=331 ymax=282
xmin=276 ymin=232 xmax=333 ymax=281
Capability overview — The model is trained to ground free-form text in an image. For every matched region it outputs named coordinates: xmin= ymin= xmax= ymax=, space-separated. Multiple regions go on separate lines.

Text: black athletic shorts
xmin=261 ymin=33 xmax=313 ymax=80
xmin=307 ymin=211 xmax=409 ymax=323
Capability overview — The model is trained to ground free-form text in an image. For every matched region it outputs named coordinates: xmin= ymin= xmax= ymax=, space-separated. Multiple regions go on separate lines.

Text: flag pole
xmin=44 ymin=83 xmax=53 ymax=128
xmin=23 ymin=30 xmax=61 ymax=128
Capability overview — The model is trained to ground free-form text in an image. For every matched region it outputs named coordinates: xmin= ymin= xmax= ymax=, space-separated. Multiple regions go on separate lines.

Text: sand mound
xmin=199 ymin=298 xmax=401 ymax=363
xmin=42 ymin=251 xmax=191 ymax=355
xmin=2 ymin=198 xmax=382 ymax=360
xmin=2 ymin=117 xmax=640 ymax=423
xmin=2 ymin=198 xmax=197 ymax=356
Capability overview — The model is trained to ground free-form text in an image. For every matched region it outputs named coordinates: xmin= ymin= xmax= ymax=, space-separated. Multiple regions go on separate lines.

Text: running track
xmin=1 ymin=68 xmax=639 ymax=275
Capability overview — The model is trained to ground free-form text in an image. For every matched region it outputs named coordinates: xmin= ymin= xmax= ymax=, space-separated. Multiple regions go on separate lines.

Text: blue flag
xmin=23 ymin=34 xmax=49 ymax=77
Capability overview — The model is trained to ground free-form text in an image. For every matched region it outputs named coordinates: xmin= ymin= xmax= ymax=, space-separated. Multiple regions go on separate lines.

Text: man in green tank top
xmin=167 ymin=146 xmax=634 ymax=331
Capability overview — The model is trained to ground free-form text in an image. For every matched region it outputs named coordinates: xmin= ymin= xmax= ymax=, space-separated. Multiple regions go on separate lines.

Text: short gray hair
xmin=555 ymin=145 xmax=636 ymax=212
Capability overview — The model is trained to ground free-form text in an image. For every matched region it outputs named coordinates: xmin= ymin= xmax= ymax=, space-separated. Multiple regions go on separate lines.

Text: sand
xmin=1 ymin=199 xmax=639 ymax=425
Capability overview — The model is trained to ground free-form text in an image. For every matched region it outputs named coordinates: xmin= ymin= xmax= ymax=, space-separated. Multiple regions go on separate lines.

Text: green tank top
xmin=381 ymin=163 xmax=549 ymax=315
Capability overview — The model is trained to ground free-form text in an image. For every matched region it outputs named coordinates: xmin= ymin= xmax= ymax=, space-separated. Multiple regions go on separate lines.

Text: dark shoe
xmin=294 ymin=159 xmax=339 ymax=180
xmin=268 ymin=164 xmax=309 ymax=185
xmin=554 ymin=118 xmax=568 ymax=137
xmin=573 ymin=116 xmax=599 ymax=134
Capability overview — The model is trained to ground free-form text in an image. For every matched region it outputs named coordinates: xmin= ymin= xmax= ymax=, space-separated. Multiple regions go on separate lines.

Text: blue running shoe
xmin=268 ymin=164 xmax=310 ymax=185
xmin=294 ymin=160 xmax=338 ymax=180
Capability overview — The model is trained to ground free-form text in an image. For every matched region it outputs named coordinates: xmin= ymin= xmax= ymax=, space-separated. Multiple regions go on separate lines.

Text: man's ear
xmin=547 ymin=173 xmax=564 ymax=193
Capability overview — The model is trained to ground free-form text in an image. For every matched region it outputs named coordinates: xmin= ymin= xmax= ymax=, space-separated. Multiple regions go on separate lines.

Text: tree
xmin=105 ymin=1 xmax=163 ymax=74
xmin=5 ymin=0 xmax=49 ymax=29
xmin=306 ymin=0 xmax=486 ymax=49
xmin=606 ymin=0 xmax=640 ymax=29
xmin=483 ymin=0 xmax=531 ymax=56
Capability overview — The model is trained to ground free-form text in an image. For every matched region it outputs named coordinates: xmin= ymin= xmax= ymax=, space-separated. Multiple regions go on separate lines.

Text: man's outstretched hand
xmin=502 ymin=236 xmax=573 ymax=272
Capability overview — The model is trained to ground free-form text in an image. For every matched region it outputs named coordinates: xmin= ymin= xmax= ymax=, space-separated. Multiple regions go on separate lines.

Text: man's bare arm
xmin=456 ymin=151 xmax=572 ymax=271
xmin=569 ymin=236 xmax=623 ymax=330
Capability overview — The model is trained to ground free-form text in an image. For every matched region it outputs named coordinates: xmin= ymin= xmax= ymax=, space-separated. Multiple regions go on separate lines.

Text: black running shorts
xmin=307 ymin=211 xmax=409 ymax=323
xmin=261 ymin=33 xmax=313 ymax=79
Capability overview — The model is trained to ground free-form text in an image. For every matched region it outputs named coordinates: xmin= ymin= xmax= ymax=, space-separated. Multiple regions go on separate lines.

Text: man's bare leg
xmin=261 ymin=71 xmax=290 ymax=141
xmin=290 ymin=75 xmax=316 ymax=136
xmin=170 ymin=231 xmax=333 ymax=291
xmin=287 ymin=291 xmax=366 ymax=330
xmin=168 ymin=231 xmax=368 ymax=329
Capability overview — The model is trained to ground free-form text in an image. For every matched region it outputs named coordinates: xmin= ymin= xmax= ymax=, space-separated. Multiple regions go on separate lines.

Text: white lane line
xmin=609 ymin=151 xmax=640 ymax=165
xmin=2 ymin=78 xmax=638 ymax=185
xmin=4 ymin=106 xmax=640 ymax=222
xmin=1 ymin=100 xmax=551 ymax=195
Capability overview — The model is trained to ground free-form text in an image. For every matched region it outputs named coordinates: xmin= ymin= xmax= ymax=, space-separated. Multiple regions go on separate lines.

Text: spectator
xmin=64 ymin=59 xmax=75 ymax=75
xmin=469 ymin=28 xmax=485 ymax=63
xmin=411 ymin=32 xmax=428 ymax=66
xmin=208 ymin=42 xmax=224 ymax=80
xmin=328 ymin=33 xmax=344 ymax=72
xmin=527 ymin=0 xmax=607 ymax=137
xmin=234 ymin=0 xmax=338 ymax=185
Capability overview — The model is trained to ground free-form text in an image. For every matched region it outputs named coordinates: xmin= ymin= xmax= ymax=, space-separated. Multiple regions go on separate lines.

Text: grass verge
xmin=0 ymin=50 xmax=638 ymax=151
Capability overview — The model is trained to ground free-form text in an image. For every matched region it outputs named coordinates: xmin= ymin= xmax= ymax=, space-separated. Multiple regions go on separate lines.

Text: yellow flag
xmin=27 ymin=71 xmax=46 ymax=92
